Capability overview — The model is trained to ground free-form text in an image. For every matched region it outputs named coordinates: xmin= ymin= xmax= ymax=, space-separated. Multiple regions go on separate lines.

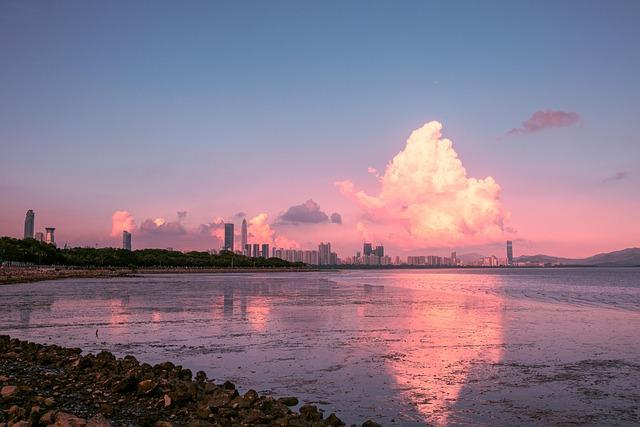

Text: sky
xmin=1 ymin=0 xmax=639 ymax=258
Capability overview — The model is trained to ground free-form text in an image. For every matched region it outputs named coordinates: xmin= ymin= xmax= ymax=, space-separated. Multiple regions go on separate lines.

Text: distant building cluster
xmin=406 ymin=251 xmax=459 ymax=266
xmin=18 ymin=210 xmax=517 ymax=268
xmin=22 ymin=209 xmax=57 ymax=247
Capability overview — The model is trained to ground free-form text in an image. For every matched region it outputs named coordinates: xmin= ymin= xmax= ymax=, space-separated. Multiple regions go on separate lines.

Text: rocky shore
xmin=0 ymin=336 xmax=379 ymax=427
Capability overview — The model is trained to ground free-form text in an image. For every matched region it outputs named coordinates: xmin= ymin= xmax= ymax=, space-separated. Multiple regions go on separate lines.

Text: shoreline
xmin=0 ymin=266 xmax=319 ymax=286
xmin=0 ymin=335 xmax=378 ymax=427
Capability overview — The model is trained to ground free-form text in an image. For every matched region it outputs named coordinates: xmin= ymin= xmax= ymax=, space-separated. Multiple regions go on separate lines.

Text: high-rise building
xmin=224 ymin=223 xmax=234 ymax=251
xmin=252 ymin=243 xmax=260 ymax=258
xmin=34 ymin=232 xmax=44 ymax=242
xmin=318 ymin=242 xmax=331 ymax=265
xmin=23 ymin=210 xmax=35 ymax=239
xmin=123 ymin=230 xmax=132 ymax=251
xmin=506 ymin=241 xmax=513 ymax=265
xmin=374 ymin=245 xmax=384 ymax=257
xmin=363 ymin=242 xmax=373 ymax=256
xmin=45 ymin=228 xmax=56 ymax=246
xmin=241 ymin=219 xmax=248 ymax=250
xmin=261 ymin=244 xmax=269 ymax=259
xmin=244 ymin=244 xmax=251 ymax=257
xmin=451 ymin=251 xmax=457 ymax=265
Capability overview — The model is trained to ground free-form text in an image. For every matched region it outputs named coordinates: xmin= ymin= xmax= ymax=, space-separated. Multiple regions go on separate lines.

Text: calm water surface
xmin=1 ymin=268 xmax=639 ymax=425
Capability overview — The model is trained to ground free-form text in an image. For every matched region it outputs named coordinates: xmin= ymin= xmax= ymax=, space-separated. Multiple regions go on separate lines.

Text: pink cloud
xmin=110 ymin=210 xmax=135 ymax=237
xmin=506 ymin=110 xmax=581 ymax=136
xmin=248 ymin=213 xmax=299 ymax=248
xmin=337 ymin=121 xmax=508 ymax=249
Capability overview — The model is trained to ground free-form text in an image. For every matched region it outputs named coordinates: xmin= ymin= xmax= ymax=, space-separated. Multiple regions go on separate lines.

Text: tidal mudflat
xmin=1 ymin=268 xmax=639 ymax=425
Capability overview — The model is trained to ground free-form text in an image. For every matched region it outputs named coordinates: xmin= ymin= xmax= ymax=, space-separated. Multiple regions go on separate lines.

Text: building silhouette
xmin=24 ymin=210 xmax=35 ymax=239
xmin=318 ymin=242 xmax=332 ymax=265
xmin=261 ymin=243 xmax=269 ymax=259
xmin=507 ymin=241 xmax=513 ymax=265
xmin=34 ymin=232 xmax=44 ymax=242
xmin=123 ymin=230 xmax=132 ymax=251
xmin=252 ymin=243 xmax=260 ymax=258
xmin=224 ymin=223 xmax=234 ymax=251
xmin=374 ymin=245 xmax=384 ymax=257
xmin=363 ymin=242 xmax=373 ymax=256
xmin=45 ymin=228 xmax=56 ymax=246
xmin=241 ymin=219 xmax=248 ymax=252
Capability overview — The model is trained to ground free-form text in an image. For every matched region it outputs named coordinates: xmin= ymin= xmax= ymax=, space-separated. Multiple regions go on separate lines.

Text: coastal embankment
xmin=0 ymin=266 xmax=318 ymax=286
xmin=0 ymin=336 xmax=378 ymax=427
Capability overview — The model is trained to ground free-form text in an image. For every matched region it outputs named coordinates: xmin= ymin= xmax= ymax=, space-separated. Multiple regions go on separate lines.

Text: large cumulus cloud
xmin=110 ymin=211 xmax=136 ymax=237
xmin=336 ymin=121 xmax=508 ymax=248
xmin=249 ymin=213 xmax=299 ymax=248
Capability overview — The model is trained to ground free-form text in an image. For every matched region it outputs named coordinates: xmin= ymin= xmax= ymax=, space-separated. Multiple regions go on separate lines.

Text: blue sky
xmin=1 ymin=0 xmax=638 ymax=256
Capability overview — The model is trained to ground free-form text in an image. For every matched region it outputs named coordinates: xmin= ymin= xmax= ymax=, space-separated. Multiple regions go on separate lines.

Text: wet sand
xmin=0 ymin=268 xmax=638 ymax=425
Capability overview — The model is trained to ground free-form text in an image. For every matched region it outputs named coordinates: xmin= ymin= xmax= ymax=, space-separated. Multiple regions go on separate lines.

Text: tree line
xmin=0 ymin=237 xmax=303 ymax=268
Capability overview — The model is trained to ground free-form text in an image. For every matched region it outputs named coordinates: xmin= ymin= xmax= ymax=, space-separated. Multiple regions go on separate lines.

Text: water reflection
xmin=0 ymin=270 xmax=639 ymax=425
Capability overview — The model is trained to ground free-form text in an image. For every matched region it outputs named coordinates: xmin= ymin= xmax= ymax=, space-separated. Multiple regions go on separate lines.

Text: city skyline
xmin=1 ymin=2 xmax=639 ymax=258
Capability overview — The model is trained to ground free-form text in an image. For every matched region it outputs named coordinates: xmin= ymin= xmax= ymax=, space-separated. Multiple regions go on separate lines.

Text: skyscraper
xmin=23 ymin=210 xmax=34 ymax=239
xmin=506 ymin=241 xmax=513 ymax=265
xmin=261 ymin=244 xmax=269 ymax=259
xmin=123 ymin=230 xmax=132 ymax=251
xmin=374 ymin=245 xmax=384 ymax=257
xmin=318 ymin=242 xmax=331 ymax=265
xmin=34 ymin=232 xmax=44 ymax=242
xmin=224 ymin=223 xmax=234 ymax=251
xmin=241 ymin=218 xmax=248 ymax=251
xmin=252 ymin=243 xmax=260 ymax=258
xmin=363 ymin=242 xmax=373 ymax=256
xmin=244 ymin=244 xmax=251 ymax=257
xmin=45 ymin=228 xmax=56 ymax=246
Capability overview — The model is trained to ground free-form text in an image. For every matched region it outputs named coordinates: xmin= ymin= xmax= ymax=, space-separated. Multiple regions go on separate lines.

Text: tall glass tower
xmin=507 ymin=240 xmax=513 ymax=265
xmin=224 ymin=223 xmax=234 ymax=251
xmin=24 ymin=210 xmax=35 ymax=239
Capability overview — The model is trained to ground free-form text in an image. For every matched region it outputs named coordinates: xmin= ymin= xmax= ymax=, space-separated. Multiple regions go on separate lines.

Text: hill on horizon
xmin=516 ymin=247 xmax=640 ymax=266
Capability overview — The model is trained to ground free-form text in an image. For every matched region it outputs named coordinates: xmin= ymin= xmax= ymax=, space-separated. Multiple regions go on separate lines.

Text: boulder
xmin=1 ymin=385 xmax=18 ymax=399
xmin=53 ymin=412 xmax=87 ymax=427
xmin=86 ymin=414 xmax=112 ymax=427
xmin=278 ymin=396 xmax=299 ymax=406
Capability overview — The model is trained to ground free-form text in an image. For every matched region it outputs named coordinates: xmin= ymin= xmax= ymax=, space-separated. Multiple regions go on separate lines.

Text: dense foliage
xmin=0 ymin=237 xmax=303 ymax=268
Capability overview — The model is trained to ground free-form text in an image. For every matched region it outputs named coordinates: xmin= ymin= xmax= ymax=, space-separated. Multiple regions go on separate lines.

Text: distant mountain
xmin=516 ymin=247 xmax=640 ymax=267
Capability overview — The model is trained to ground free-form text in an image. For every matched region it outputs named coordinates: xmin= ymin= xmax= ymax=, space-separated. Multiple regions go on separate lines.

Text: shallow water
xmin=1 ymin=268 xmax=639 ymax=425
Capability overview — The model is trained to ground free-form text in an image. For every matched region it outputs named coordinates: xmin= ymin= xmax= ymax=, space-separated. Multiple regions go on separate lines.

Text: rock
xmin=137 ymin=379 xmax=158 ymax=395
xmin=111 ymin=375 xmax=137 ymax=393
xmin=154 ymin=422 xmax=173 ymax=427
xmin=0 ymin=375 xmax=9 ymax=381
xmin=11 ymin=422 xmax=31 ymax=427
xmin=1 ymin=385 xmax=18 ymax=399
xmin=361 ymin=421 xmax=382 ymax=427
xmin=244 ymin=389 xmax=258 ymax=403
xmin=53 ymin=411 xmax=87 ymax=427
xmin=195 ymin=371 xmax=207 ymax=383
xmin=222 ymin=380 xmax=235 ymax=390
xmin=86 ymin=414 xmax=111 ymax=427
xmin=163 ymin=394 xmax=172 ymax=408
xmin=43 ymin=397 xmax=55 ymax=406
xmin=324 ymin=413 xmax=346 ymax=426
xmin=39 ymin=410 xmax=57 ymax=425
xmin=195 ymin=404 xmax=211 ymax=419
xmin=300 ymin=404 xmax=323 ymax=421
xmin=8 ymin=405 xmax=27 ymax=423
xmin=278 ymin=396 xmax=299 ymax=406
xmin=97 ymin=403 xmax=113 ymax=416
xmin=245 ymin=409 xmax=266 ymax=424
